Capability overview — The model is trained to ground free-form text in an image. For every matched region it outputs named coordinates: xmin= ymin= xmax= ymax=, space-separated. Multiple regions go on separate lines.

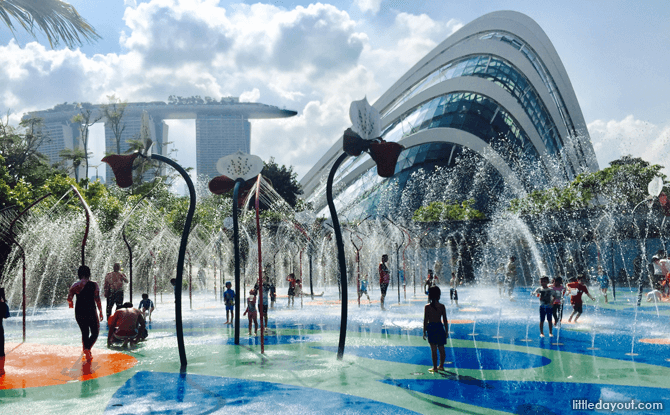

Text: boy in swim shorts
xmin=423 ymin=286 xmax=448 ymax=373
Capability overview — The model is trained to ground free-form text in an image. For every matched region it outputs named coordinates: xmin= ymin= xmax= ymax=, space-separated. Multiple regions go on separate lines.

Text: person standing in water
xmin=505 ymin=256 xmax=517 ymax=299
xmin=0 ymin=288 xmax=8 ymax=376
xmin=67 ymin=265 xmax=104 ymax=361
xmin=379 ymin=254 xmax=390 ymax=310
xmin=423 ymin=286 xmax=448 ymax=373
xmin=449 ymin=272 xmax=459 ymax=307
xmin=103 ymin=263 xmax=128 ymax=319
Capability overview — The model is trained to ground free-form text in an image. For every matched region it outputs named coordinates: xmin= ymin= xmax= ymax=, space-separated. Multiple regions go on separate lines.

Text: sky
xmin=1 ymin=0 xmax=670 ymax=187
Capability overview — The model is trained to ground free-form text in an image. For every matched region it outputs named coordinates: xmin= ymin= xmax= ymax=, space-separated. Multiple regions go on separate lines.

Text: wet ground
xmin=1 ymin=284 xmax=669 ymax=414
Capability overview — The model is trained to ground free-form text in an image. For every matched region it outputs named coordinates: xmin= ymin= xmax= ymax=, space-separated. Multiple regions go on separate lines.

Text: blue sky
xmin=1 ymin=0 xmax=669 ymax=183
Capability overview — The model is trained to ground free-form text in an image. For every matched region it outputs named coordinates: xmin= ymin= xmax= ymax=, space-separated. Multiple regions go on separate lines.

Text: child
xmin=287 ymin=273 xmax=296 ymax=307
xmin=243 ymin=289 xmax=258 ymax=335
xmin=223 ymin=282 xmax=235 ymax=325
xmin=532 ymin=276 xmax=558 ymax=337
xmin=0 ymin=287 xmax=8 ymax=376
xmin=567 ymin=275 xmax=595 ymax=323
xmin=551 ymin=277 xmax=565 ymax=326
xmin=449 ymin=272 xmax=459 ymax=307
xmin=597 ymin=266 xmax=610 ymax=303
xmin=270 ymin=279 xmax=277 ymax=308
xmin=424 ymin=270 xmax=434 ymax=295
xmin=359 ymin=275 xmax=371 ymax=302
xmin=423 ymin=286 xmax=448 ymax=373
xmin=139 ymin=293 xmax=155 ymax=323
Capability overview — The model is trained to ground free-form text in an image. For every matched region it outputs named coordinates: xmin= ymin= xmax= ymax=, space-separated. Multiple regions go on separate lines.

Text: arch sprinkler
xmin=329 ymin=98 xmax=404 ymax=360
xmin=102 ymin=142 xmax=195 ymax=370
xmin=208 ymin=151 xmax=263 ymax=346
xmin=8 ymin=193 xmax=52 ymax=342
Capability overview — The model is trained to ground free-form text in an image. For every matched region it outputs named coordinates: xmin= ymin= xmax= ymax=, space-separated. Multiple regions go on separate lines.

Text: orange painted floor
xmin=0 ymin=343 xmax=137 ymax=389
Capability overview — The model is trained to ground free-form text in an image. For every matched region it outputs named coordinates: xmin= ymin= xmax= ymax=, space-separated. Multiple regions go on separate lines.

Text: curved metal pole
xmin=254 ymin=175 xmax=265 ymax=353
xmin=326 ymin=152 xmax=349 ymax=360
xmin=70 ymin=186 xmax=90 ymax=266
xmin=232 ymin=178 xmax=244 ymax=345
xmin=150 ymin=154 xmax=195 ymax=369
xmin=8 ymin=193 xmax=52 ymax=342
xmin=122 ymin=230 xmax=133 ymax=303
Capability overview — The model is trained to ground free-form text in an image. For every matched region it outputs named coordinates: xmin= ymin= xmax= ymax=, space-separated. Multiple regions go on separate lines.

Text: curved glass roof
xmin=382 ymin=54 xmax=563 ymax=156
xmin=381 ymin=91 xmax=553 ymax=188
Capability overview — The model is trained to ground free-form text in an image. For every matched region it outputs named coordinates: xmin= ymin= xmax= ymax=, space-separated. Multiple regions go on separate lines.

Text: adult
xmin=433 ymin=259 xmax=443 ymax=285
xmin=103 ymin=263 xmax=128 ymax=319
xmin=379 ymin=254 xmax=390 ymax=310
xmin=108 ymin=302 xmax=147 ymax=347
xmin=67 ymin=265 xmax=104 ymax=361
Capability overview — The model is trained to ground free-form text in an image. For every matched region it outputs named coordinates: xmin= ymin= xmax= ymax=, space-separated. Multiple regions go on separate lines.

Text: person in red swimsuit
xmin=566 ymin=275 xmax=595 ymax=323
xmin=379 ymin=254 xmax=390 ymax=310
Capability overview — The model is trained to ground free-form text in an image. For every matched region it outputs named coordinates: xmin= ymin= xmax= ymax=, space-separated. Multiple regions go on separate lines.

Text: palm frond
xmin=0 ymin=0 xmax=100 ymax=48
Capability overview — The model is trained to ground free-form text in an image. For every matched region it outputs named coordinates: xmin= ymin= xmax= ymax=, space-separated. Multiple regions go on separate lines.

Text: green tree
xmin=71 ymin=103 xmax=101 ymax=185
xmin=0 ymin=0 xmax=100 ymax=48
xmin=0 ymin=115 xmax=58 ymax=187
xmin=412 ymin=200 xmax=486 ymax=222
xmin=100 ymin=95 xmax=127 ymax=155
xmin=58 ymin=145 xmax=90 ymax=182
xmin=509 ymin=155 xmax=666 ymax=214
xmin=261 ymin=157 xmax=303 ymax=207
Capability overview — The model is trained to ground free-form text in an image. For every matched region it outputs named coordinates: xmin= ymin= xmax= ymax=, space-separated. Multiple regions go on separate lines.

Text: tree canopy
xmin=412 ymin=200 xmax=486 ymax=222
xmin=509 ymin=155 xmax=666 ymax=215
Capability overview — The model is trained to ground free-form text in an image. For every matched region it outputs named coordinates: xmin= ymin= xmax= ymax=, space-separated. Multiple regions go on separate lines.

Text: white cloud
xmin=588 ymin=115 xmax=670 ymax=174
xmin=0 ymin=0 xmax=466 ymax=179
xmin=239 ymin=88 xmax=260 ymax=103
xmin=355 ymin=0 xmax=383 ymax=14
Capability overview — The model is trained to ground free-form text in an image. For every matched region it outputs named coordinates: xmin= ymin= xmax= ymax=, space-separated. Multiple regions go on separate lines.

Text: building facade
xmin=301 ymin=11 xmax=598 ymax=219
xmin=27 ymin=98 xmax=297 ymax=183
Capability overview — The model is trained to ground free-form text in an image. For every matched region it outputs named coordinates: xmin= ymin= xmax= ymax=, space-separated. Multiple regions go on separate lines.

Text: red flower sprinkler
xmin=102 ymin=140 xmax=195 ymax=369
xmin=208 ymin=151 xmax=264 ymax=345
xmin=329 ymin=98 xmax=404 ymax=360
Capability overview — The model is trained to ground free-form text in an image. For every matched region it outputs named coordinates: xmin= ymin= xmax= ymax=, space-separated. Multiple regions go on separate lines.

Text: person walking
xmin=379 ymin=254 xmax=390 ymax=310
xmin=103 ymin=263 xmax=128 ymax=319
xmin=67 ymin=265 xmax=104 ymax=361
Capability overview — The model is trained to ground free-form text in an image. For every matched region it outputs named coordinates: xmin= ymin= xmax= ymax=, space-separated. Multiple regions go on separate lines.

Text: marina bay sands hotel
xmin=28 ymin=98 xmax=297 ymax=182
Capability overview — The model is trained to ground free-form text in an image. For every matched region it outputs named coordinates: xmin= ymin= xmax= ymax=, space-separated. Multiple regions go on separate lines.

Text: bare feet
xmin=428 ymin=368 xmax=438 ymax=373
xmin=437 ymin=365 xmax=444 ymax=371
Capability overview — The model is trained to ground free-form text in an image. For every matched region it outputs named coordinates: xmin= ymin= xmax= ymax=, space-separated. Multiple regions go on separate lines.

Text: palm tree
xmin=59 ymin=146 xmax=90 ymax=182
xmin=0 ymin=0 xmax=100 ymax=48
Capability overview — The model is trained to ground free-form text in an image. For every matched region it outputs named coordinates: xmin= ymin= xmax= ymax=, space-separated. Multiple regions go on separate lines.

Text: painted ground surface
xmin=1 ymin=285 xmax=669 ymax=414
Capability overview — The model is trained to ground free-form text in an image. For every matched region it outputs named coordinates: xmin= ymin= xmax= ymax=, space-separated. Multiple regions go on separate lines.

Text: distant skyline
xmin=1 ymin=0 xmax=669 ymax=184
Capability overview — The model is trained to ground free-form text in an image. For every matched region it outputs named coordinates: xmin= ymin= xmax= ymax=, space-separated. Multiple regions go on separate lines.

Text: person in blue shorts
xmin=532 ymin=276 xmax=558 ymax=337
xmin=358 ymin=274 xmax=370 ymax=302
xmin=423 ymin=286 xmax=448 ymax=373
xmin=597 ymin=266 xmax=610 ymax=303
xmin=138 ymin=293 xmax=154 ymax=323
xmin=223 ymin=282 xmax=235 ymax=325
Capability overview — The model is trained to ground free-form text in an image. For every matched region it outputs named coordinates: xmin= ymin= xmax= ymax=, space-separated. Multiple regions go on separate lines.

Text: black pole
xmin=309 ymin=248 xmax=314 ymax=299
xmin=397 ymin=243 xmax=401 ymax=304
xmin=232 ymin=178 xmax=244 ymax=345
xmin=150 ymin=154 xmax=195 ymax=369
xmin=122 ymin=230 xmax=133 ymax=303
xmin=326 ymin=152 xmax=349 ymax=360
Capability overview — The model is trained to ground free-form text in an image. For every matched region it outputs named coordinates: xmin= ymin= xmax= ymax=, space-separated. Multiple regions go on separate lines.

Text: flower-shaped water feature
xmin=329 ymin=98 xmax=404 ymax=359
xmin=102 ymin=142 xmax=194 ymax=369
xmin=208 ymin=151 xmax=264 ymax=345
